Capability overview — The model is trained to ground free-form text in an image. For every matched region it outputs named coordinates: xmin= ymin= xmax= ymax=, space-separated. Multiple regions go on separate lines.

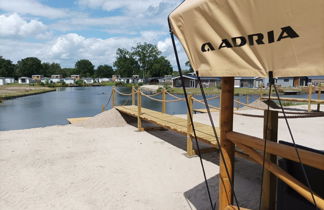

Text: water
xmin=0 ymin=86 xmax=320 ymax=131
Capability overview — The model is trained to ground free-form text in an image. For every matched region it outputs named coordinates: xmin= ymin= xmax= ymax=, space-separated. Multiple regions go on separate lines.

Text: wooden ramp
xmin=115 ymin=105 xmax=219 ymax=147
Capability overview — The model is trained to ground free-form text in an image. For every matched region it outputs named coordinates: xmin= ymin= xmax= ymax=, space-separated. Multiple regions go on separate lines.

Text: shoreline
xmin=0 ymin=87 xmax=56 ymax=102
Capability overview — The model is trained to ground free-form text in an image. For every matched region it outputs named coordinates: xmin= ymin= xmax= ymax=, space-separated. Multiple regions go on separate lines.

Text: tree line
xmin=0 ymin=42 xmax=174 ymax=79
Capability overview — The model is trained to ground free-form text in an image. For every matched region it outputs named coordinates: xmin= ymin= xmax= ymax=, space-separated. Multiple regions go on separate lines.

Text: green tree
xmin=113 ymin=48 xmax=140 ymax=77
xmin=150 ymin=56 xmax=173 ymax=77
xmin=0 ymin=56 xmax=15 ymax=77
xmin=132 ymin=42 xmax=161 ymax=78
xmin=17 ymin=57 xmax=42 ymax=77
xmin=95 ymin=65 xmax=114 ymax=78
xmin=185 ymin=60 xmax=194 ymax=73
xmin=75 ymin=59 xmax=94 ymax=77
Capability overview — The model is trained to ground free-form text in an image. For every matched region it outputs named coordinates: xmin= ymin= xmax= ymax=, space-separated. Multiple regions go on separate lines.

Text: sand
xmin=74 ymin=109 xmax=128 ymax=128
xmin=0 ymin=104 xmax=323 ymax=209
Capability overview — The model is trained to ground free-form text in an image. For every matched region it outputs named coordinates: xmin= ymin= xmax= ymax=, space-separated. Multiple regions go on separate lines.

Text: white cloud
xmin=0 ymin=0 xmax=67 ymax=19
xmin=0 ymin=13 xmax=48 ymax=38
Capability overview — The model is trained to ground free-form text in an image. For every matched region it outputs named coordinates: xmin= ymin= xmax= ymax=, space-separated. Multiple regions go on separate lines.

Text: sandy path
xmin=0 ymin=125 xmax=217 ymax=210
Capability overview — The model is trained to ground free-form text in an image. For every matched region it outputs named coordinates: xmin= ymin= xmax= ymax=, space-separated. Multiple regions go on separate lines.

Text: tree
xmin=0 ymin=56 xmax=15 ymax=77
xmin=16 ymin=57 xmax=42 ymax=77
xmin=95 ymin=65 xmax=114 ymax=78
xmin=132 ymin=42 xmax=161 ymax=78
xmin=113 ymin=48 xmax=140 ymax=77
xmin=150 ymin=56 xmax=173 ymax=77
xmin=185 ymin=60 xmax=194 ymax=73
xmin=75 ymin=59 xmax=94 ymax=77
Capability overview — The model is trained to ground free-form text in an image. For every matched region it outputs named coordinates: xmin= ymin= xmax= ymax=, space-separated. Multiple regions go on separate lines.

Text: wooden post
xmin=132 ymin=86 xmax=135 ymax=105
xmin=162 ymin=88 xmax=166 ymax=113
xmin=308 ymin=84 xmax=313 ymax=112
xmin=317 ymin=83 xmax=321 ymax=112
xmin=101 ymin=104 xmax=105 ymax=112
xmin=219 ymin=77 xmax=235 ymax=210
xmin=186 ymin=94 xmax=194 ymax=156
xmin=261 ymin=110 xmax=278 ymax=210
xmin=112 ymin=87 xmax=116 ymax=107
xmin=246 ymin=94 xmax=249 ymax=105
xmin=236 ymin=95 xmax=240 ymax=110
xmin=137 ymin=88 xmax=143 ymax=131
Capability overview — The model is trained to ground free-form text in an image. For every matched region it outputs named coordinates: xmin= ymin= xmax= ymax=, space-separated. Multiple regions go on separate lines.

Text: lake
xmin=0 ymin=86 xmax=320 ymax=131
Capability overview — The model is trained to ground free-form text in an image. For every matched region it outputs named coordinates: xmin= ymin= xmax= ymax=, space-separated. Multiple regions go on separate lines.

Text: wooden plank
xmin=115 ymin=105 xmax=220 ymax=147
xmin=219 ymin=77 xmax=235 ymax=210
xmin=237 ymin=143 xmax=324 ymax=209
xmin=225 ymin=205 xmax=251 ymax=210
xmin=67 ymin=117 xmax=90 ymax=124
xmin=226 ymin=131 xmax=324 ymax=170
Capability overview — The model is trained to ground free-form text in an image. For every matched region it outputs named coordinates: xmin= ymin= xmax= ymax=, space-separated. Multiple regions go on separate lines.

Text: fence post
xmin=261 ymin=110 xmax=278 ymax=210
xmin=259 ymin=85 xmax=263 ymax=99
xmin=162 ymin=88 xmax=166 ymax=113
xmin=186 ymin=94 xmax=194 ymax=156
xmin=112 ymin=87 xmax=116 ymax=107
xmin=101 ymin=104 xmax=105 ymax=112
xmin=317 ymin=83 xmax=321 ymax=112
xmin=137 ymin=88 xmax=143 ymax=131
xmin=132 ymin=86 xmax=135 ymax=105
xmin=219 ymin=77 xmax=235 ymax=209
xmin=308 ymin=84 xmax=313 ymax=112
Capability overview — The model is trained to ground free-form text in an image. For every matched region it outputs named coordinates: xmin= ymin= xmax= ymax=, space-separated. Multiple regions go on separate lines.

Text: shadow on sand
xmin=121 ymin=114 xmax=262 ymax=210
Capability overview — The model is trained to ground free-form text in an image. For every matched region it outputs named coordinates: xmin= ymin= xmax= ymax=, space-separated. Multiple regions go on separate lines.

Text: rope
xmin=192 ymin=95 xmax=220 ymax=103
xmin=166 ymin=91 xmax=183 ymax=99
xmin=169 ymin=25 xmax=214 ymax=210
xmin=273 ymin=84 xmax=318 ymax=209
xmin=114 ymin=88 xmax=132 ymax=96
xmin=141 ymin=92 xmax=184 ymax=103
xmin=141 ymin=91 xmax=161 ymax=97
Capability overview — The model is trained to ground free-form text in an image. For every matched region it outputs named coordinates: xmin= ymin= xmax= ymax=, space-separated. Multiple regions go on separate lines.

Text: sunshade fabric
xmin=169 ymin=0 xmax=324 ymax=77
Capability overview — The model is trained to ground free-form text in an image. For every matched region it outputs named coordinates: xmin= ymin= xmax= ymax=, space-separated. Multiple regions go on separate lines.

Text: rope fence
xmin=106 ymin=86 xmax=323 ymax=118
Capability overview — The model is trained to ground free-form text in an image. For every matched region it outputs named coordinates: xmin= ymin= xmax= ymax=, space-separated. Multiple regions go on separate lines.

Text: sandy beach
xmin=0 ymin=105 xmax=323 ymax=209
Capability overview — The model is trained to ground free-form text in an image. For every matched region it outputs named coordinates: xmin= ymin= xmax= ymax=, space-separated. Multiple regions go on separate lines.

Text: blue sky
xmin=0 ymin=0 xmax=185 ymax=68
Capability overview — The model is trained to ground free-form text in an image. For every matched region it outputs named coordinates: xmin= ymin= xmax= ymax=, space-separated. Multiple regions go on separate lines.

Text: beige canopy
xmin=169 ymin=0 xmax=324 ymax=77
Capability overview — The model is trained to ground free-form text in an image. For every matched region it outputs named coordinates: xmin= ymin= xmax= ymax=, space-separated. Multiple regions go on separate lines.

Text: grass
xmin=0 ymin=84 xmax=55 ymax=101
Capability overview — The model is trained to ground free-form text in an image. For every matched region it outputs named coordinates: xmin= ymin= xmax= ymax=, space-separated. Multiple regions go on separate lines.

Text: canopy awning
xmin=169 ymin=0 xmax=324 ymax=77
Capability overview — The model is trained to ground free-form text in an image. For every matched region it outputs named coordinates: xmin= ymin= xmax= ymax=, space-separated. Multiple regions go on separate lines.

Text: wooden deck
xmin=115 ymin=105 xmax=219 ymax=147
xmin=67 ymin=117 xmax=90 ymax=124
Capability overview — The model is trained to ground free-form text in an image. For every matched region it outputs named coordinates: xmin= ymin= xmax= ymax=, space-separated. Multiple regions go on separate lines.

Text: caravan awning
xmin=169 ymin=0 xmax=324 ymax=77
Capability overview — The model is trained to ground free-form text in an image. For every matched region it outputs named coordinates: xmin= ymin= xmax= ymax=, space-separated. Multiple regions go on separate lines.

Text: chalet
xmin=308 ymin=76 xmax=324 ymax=85
xmin=63 ymin=78 xmax=75 ymax=85
xmin=32 ymin=75 xmax=43 ymax=81
xmin=83 ymin=78 xmax=94 ymax=84
xmin=18 ymin=77 xmax=33 ymax=84
xmin=5 ymin=78 xmax=15 ymax=84
xmin=234 ymin=77 xmax=264 ymax=88
xmin=172 ymin=75 xmax=221 ymax=88
xmin=112 ymin=75 xmax=121 ymax=82
xmin=98 ymin=78 xmax=111 ymax=83
xmin=51 ymin=75 xmax=62 ymax=79
xmin=0 ymin=77 xmax=5 ymax=85
xmin=71 ymin=75 xmax=80 ymax=80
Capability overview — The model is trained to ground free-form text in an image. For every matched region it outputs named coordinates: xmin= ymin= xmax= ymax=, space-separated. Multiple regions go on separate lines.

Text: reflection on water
xmin=0 ymin=86 xmax=320 ymax=131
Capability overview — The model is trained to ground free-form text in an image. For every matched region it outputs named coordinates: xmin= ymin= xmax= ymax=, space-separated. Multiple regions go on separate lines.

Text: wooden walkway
xmin=115 ymin=105 xmax=219 ymax=147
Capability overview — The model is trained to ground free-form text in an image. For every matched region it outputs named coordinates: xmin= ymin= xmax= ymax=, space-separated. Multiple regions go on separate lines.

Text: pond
xmin=0 ymin=86 xmax=320 ymax=131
